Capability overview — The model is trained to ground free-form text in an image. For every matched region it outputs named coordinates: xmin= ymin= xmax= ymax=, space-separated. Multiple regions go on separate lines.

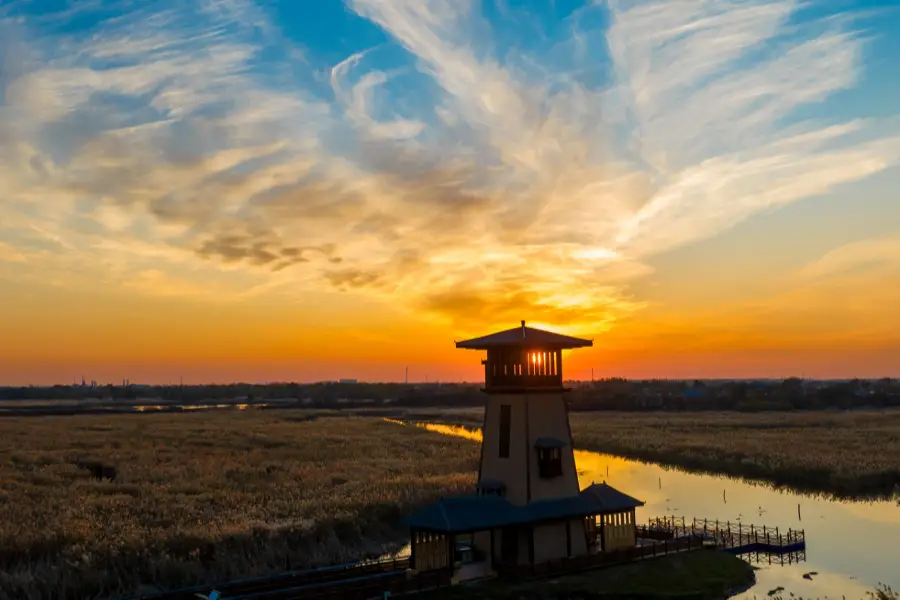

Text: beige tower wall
xmin=480 ymin=395 xmax=529 ymax=505
xmin=533 ymin=522 xmax=568 ymax=562
xmin=527 ymin=395 xmax=580 ymax=501
xmin=479 ymin=393 xmax=579 ymax=506
xmin=568 ymin=518 xmax=589 ymax=557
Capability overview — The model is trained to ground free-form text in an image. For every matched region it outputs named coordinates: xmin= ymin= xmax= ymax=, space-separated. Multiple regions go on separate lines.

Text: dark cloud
xmin=194 ymin=229 xmax=341 ymax=272
xmin=323 ymin=268 xmax=383 ymax=290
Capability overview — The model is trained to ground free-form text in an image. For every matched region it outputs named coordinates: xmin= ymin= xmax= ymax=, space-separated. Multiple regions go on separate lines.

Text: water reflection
xmin=398 ymin=420 xmax=900 ymax=599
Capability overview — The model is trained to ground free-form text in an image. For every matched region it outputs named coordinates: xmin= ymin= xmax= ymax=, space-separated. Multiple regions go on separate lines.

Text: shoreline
xmin=571 ymin=440 xmax=900 ymax=502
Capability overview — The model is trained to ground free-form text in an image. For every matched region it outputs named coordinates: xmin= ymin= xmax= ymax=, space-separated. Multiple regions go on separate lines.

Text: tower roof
xmin=456 ymin=321 xmax=593 ymax=350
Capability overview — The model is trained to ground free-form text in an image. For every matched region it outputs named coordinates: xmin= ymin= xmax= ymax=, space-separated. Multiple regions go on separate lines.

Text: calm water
xmin=406 ymin=422 xmax=900 ymax=599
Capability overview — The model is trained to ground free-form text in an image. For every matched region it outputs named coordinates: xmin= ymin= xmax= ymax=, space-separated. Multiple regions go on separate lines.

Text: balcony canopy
xmin=456 ymin=321 xmax=593 ymax=351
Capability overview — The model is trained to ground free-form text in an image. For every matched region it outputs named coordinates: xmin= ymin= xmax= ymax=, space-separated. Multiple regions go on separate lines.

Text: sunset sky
xmin=2 ymin=0 xmax=899 ymax=385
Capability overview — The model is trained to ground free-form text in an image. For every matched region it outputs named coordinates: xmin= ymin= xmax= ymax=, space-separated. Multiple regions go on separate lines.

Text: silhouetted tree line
xmin=1 ymin=378 xmax=898 ymax=412
xmin=0 ymin=382 xmax=484 ymax=407
xmin=565 ymin=377 xmax=900 ymax=412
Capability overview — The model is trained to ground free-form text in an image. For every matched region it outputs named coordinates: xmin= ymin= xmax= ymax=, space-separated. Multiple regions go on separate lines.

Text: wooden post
xmin=490 ymin=528 xmax=495 ymax=569
xmin=528 ymin=526 xmax=535 ymax=567
xmin=447 ymin=534 xmax=454 ymax=576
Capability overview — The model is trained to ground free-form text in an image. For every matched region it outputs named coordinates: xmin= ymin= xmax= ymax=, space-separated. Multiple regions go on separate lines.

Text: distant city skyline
xmin=2 ymin=1 xmax=899 ymax=385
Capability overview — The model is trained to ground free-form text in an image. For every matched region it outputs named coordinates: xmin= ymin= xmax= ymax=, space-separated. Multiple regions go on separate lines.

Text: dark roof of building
xmin=403 ymin=495 xmax=525 ymax=532
xmin=579 ymin=482 xmax=646 ymax=511
xmin=456 ymin=321 xmax=593 ymax=350
xmin=534 ymin=436 xmax=567 ymax=449
xmin=403 ymin=483 xmax=643 ymax=533
xmin=526 ymin=494 xmax=599 ymax=521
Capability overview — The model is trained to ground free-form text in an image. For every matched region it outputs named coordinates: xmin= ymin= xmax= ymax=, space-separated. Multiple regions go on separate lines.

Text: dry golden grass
xmin=0 ymin=411 xmax=478 ymax=600
xmin=569 ymin=410 xmax=900 ymax=499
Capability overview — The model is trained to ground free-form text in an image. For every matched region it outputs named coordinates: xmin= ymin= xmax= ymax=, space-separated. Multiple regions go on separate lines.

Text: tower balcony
xmin=456 ymin=321 xmax=593 ymax=393
xmin=483 ymin=349 xmax=564 ymax=391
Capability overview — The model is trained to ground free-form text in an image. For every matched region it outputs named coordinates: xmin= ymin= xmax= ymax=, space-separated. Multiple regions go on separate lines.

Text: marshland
xmin=0 ymin=412 xmax=477 ymax=600
xmin=1 ymin=407 xmax=899 ymax=599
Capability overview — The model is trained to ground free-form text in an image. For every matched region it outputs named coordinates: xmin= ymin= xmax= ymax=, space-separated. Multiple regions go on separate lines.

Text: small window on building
xmin=537 ymin=446 xmax=563 ymax=478
xmin=499 ymin=404 xmax=511 ymax=458
xmin=477 ymin=480 xmax=506 ymax=497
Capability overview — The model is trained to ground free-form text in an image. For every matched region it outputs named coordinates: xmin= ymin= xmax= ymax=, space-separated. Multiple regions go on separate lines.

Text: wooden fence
xmin=134 ymin=556 xmax=411 ymax=600
xmin=299 ymin=568 xmax=452 ymax=600
xmin=640 ymin=516 xmax=805 ymax=553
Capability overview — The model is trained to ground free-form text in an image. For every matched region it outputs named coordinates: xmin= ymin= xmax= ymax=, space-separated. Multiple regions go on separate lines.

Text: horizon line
xmin=3 ymin=376 xmax=896 ymax=388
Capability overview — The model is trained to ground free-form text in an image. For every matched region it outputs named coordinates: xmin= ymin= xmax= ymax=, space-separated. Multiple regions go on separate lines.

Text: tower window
xmin=535 ymin=437 xmax=565 ymax=478
xmin=498 ymin=404 xmax=511 ymax=458
xmin=537 ymin=447 xmax=562 ymax=478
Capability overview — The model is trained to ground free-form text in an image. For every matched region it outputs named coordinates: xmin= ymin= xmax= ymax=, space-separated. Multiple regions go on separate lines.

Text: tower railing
xmin=484 ymin=348 xmax=565 ymax=390
xmin=486 ymin=373 xmax=563 ymax=389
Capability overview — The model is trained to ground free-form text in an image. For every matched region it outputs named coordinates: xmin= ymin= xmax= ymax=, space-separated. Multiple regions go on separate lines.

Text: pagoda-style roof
xmin=580 ymin=482 xmax=646 ymax=512
xmin=403 ymin=482 xmax=643 ymax=533
xmin=456 ymin=321 xmax=593 ymax=350
xmin=403 ymin=495 xmax=523 ymax=532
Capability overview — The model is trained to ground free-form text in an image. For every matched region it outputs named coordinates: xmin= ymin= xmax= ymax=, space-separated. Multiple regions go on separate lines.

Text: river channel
xmin=403 ymin=421 xmax=899 ymax=599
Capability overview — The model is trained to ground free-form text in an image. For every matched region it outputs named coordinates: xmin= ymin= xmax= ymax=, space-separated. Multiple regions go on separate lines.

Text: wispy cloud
xmin=0 ymin=0 xmax=897 ymax=335
xmin=798 ymin=236 xmax=900 ymax=280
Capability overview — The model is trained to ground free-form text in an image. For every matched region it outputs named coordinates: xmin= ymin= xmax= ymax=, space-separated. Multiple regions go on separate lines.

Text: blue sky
xmin=2 ymin=0 xmax=900 ymax=383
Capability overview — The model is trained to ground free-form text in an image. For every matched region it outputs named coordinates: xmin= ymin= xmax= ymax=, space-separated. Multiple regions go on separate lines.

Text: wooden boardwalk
xmin=638 ymin=516 xmax=806 ymax=555
xmin=130 ymin=556 xmax=419 ymax=600
xmin=128 ymin=516 xmax=807 ymax=600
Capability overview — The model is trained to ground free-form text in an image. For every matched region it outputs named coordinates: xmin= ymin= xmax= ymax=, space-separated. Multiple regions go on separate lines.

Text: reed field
xmin=0 ymin=411 xmax=478 ymax=600
xmin=567 ymin=410 xmax=900 ymax=499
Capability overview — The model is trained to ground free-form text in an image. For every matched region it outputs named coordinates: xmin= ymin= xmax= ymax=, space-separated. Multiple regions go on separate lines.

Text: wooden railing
xmin=133 ymin=556 xmax=411 ymax=600
xmin=299 ymin=568 xmax=452 ymax=600
xmin=486 ymin=372 xmax=563 ymax=389
xmin=640 ymin=516 xmax=805 ymax=552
